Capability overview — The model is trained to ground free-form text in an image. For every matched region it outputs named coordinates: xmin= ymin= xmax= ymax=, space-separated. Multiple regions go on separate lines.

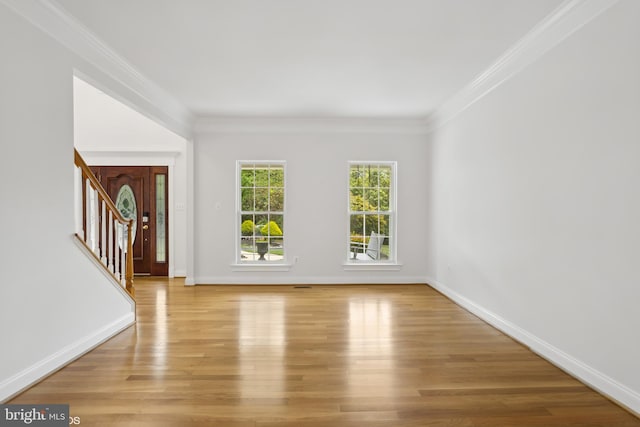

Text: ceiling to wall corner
xmin=39 ymin=0 xmax=569 ymax=119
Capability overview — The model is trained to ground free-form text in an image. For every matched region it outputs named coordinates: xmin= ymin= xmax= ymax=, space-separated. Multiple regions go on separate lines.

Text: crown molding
xmin=1 ymin=0 xmax=194 ymax=138
xmin=425 ymin=0 xmax=621 ymax=131
xmin=194 ymin=115 xmax=431 ymax=135
xmin=78 ymin=150 xmax=181 ymax=167
xmin=3 ymin=0 xmax=620 ymax=137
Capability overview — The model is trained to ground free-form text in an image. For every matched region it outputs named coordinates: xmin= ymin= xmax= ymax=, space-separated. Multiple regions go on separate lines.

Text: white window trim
xmin=342 ymin=262 xmax=403 ymax=271
xmin=235 ymin=160 xmax=289 ymax=267
xmin=345 ymin=161 xmax=399 ymax=268
xmin=231 ymin=263 xmax=292 ymax=272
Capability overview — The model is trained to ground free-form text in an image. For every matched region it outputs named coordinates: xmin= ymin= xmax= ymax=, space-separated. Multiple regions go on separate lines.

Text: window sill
xmin=231 ymin=263 xmax=292 ymax=272
xmin=343 ymin=262 xmax=403 ymax=271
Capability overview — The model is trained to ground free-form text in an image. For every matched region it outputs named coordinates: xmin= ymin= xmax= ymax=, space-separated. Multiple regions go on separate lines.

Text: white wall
xmin=73 ymin=77 xmax=189 ymax=277
xmin=193 ymin=119 xmax=430 ymax=284
xmin=0 ymin=4 xmax=135 ymax=401
xmin=427 ymin=0 xmax=640 ymax=413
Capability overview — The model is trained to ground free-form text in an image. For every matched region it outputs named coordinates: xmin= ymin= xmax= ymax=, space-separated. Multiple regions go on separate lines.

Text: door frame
xmin=80 ymin=150 xmax=180 ymax=278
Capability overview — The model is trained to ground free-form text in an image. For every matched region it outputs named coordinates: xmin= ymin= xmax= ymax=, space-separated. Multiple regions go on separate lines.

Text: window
xmin=348 ymin=162 xmax=396 ymax=262
xmin=155 ymin=173 xmax=167 ymax=263
xmin=238 ymin=162 xmax=285 ymax=263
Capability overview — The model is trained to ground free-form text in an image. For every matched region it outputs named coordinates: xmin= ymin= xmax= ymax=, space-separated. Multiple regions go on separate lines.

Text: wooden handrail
xmin=74 ymin=149 xmax=134 ymax=297
xmin=74 ymin=150 xmax=127 ymax=224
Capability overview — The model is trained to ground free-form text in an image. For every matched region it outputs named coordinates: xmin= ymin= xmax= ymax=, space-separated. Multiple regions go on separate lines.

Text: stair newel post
xmin=125 ymin=219 xmax=135 ymax=297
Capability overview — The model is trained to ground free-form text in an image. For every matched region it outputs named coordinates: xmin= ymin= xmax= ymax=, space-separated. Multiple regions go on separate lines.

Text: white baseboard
xmin=426 ymin=276 xmax=640 ymax=417
xmin=173 ymin=269 xmax=187 ymax=278
xmin=0 ymin=313 xmax=135 ymax=402
xmin=193 ymin=275 xmax=427 ymax=285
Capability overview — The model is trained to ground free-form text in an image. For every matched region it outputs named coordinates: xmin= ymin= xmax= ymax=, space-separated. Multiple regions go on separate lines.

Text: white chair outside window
xmin=350 ymin=231 xmax=383 ymax=260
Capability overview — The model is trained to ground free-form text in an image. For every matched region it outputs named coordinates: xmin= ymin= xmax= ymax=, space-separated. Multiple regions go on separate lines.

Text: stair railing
xmin=73 ymin=149 xmax=134 ymax=297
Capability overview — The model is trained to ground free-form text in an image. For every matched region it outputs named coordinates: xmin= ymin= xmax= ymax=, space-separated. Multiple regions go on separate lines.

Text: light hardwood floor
xmin=10 ymin=278 xmax=640 ymax=426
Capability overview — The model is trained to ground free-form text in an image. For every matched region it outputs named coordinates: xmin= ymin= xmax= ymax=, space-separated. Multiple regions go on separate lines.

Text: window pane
xmin=241 ymin=188 xmax=254 ymax=211
xmin=241 ymin=214 xmax=256 ymax=237
xmin=269 ymin=214 xmax=284 ymax=235
xmin=155 ymin=174 xmax=166 ymax=263
xmin=260 ymin=218 xmax=283 ymax=239
xmin=270 ymin=167 xmax=284 ymax=187
xmin=379 ymin=188 xmax=390 ymax=211
xmin=270 ymin=188 xmax=284 ymax=212
xmin=350 ymin=188 xmax=363 ymax=211
xmin=350 ymin=165 xmax=364 ymax=188
xmin=369 ymin=166 xmax=377 ymax=184
xmin=255 ymin=214 xmax=268 ymax=231
xmin=363 ymin=165 xmax=376 ymax=187
xmin=267 ymin=243 xmax=282 ymax=259
xmin=379 ymin=166 xmax=391 ymax=188
xmin=350 ymin=214 xmax=365 ymax=238
xmin=241 ymin=167 xmax=254 ymax=186
xmin=349 ymin=214 xmax=367 ymax=259
xmin=242 ymin=238 xmax=259 ymax=261
xmin=115 ymin=184 xmax=137 ymax=248
xmin=255 ymin=188 xmax=269 ymax=211
xmin=380 ymin=214 xmax=391 ymax=260
xmin=364 ymin=188 xmax=379 ymax=210
xmin=240 ymin=213 xmax=256 ymax=261
xmin=364 ymin=213 xmax=381 ymax=234
xmin=378 ymin=214 xmax=390 ymax=237
xmin=255 ymin=167 xmax=269 ymax=187
xmin=267 ymin=214 xmax=284 ymax=257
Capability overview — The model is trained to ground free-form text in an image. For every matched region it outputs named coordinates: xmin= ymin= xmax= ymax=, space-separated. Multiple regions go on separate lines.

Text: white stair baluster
xmin=85 ymin=178 xmax=91 ymax=246
xmin=92 ymin=187 xmax=99 ymax=256
xmin=108 ymin=210 xmax=114 ymax=273
xmin=114 ymin=218 xmax=120 ymax=281
xmin=74 ymin=166 xmax=83 ymax=239
xmin=121 ymin=223 xmax=127 ymax=287
xmin=101 ymin=199 xmax=107 ymax=265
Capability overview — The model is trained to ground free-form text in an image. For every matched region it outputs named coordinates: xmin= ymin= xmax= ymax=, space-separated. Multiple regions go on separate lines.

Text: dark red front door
xmin=91 ymin=166 xmax=168 ymax=276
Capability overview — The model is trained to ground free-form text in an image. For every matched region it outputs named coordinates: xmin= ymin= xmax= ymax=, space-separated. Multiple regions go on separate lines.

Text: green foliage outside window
xmin=240 ymin=165 xmax=284 ymax=213
xmin=349 ymin=164 xmax=391 ymax=238
xmin=349 ymin=195 xmax=389 ymax=236
xmin=241 ymin=219 xmax=255 ymax=236
xmin=261 ymin=221 xmax=283 ymax=237
xmin=240 ymin=163 xmax=285 ymax=260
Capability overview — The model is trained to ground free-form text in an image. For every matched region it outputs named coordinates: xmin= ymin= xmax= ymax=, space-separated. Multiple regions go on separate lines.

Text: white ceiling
xmin=57 ymin=0 xmax=563 ymax=118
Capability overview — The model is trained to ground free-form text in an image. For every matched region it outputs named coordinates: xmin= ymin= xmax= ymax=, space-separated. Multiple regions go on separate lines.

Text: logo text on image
xmin=1 ymin=405 xmax=69 ymax=426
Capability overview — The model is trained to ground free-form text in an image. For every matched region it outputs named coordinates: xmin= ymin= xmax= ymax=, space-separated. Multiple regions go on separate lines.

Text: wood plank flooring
xmin=9 ymin=278 xmax=640 ymax=426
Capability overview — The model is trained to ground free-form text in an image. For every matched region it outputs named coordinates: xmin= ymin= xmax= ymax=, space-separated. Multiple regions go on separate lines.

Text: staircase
xmin=73 ymin=149 xmax=135 ymax=298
